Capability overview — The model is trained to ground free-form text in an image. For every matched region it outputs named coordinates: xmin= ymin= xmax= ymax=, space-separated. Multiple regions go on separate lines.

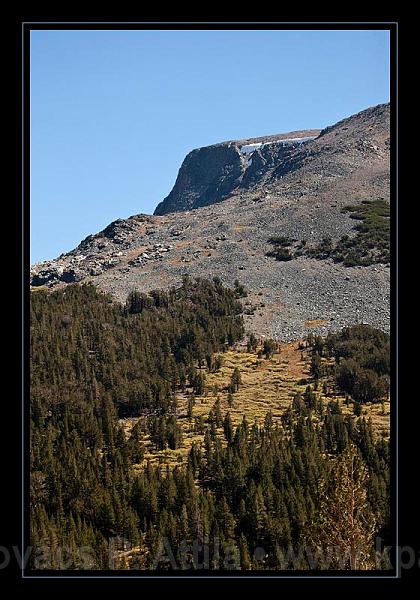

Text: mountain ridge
xmin=153 ymin=128 xmax=321 ymax=215
xmin=30 ymin=102 xmax=390 ymax=341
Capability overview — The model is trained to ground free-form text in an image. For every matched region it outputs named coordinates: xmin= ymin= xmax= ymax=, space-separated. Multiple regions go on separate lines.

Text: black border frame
xmin=19 ymin=20 xmax=399 ymax=581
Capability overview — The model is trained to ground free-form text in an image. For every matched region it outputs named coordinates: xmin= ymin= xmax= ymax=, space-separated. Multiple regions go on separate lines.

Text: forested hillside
xmin=30 ymin=281 xmax=391 ymax=571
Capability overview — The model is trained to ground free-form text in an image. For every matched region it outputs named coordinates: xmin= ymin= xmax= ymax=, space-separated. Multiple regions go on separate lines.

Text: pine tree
xmin=187 ymin=395 xmax=195 ymax=420
xmin=310 ymin=353 xmax=322 ymax=379
xmin=193 ymin=371 xmax=206 ymax=396
xmin=213 ymin=398 xmax=223 ymax=428
xmin=247 ymin=333 xmax=258 ymax=353
xmin=307 ymin=444 xmax=377 ymax=569
xmin=227 ymin=391 xmax=234 ymax=408
xmin=230 ymin=367 xmax=242 ymax=393
xmin=30 ymin=284 xmax=389 ymax=572
xmin=214 ymin=354 xmax=224 ymax=372
xmin=263 ymin=339 xmax=277 ymax=359
xmin=353 ymin=401 xmax=362 ymax=417
xmin=239 ymin=533 xmax=251 ymax=570
xmin=223 ymin=412 xmax=234 ymax=443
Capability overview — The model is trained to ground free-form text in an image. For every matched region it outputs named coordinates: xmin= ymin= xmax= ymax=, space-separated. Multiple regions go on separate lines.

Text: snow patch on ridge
xmin=240 ymin=136 xmax=317 ymax=156
xmin=240 ymin=143 xmax=263 ymax=155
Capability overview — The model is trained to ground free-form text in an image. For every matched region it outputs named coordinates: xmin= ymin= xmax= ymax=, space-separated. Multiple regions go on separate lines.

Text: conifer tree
xmin=227 ymin=391 xmax=234 ymax=408
xmin=307 ymin=445 xmax=377 ymax=569
xmin=213 ymin=398 xmax=223 ymax=428
xmin=230 ymin=367 xmax=242 ymax=393
xmin=239 ymin=533 xmax=251 ymax=570
xmin=223 ymin=412 xmax=234 ymax=443
xmin=247 ymin=333 xmax=258 ymax=353
xmin=30 ymin=283 xmax=389 ymax=571
xmin=187 ymin=395 xmax=195 ymax=420
xmin=263 ymin=339 xmax=277 ymax=359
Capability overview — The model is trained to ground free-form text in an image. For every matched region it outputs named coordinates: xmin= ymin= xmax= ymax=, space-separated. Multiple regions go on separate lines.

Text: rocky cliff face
xmin=30 ymin=103 xmax=390 ymax=341
xmin=154 ymin=130 xmax=321 ymax=215
xmin=154 ymin=143 xmax=244 ymax=215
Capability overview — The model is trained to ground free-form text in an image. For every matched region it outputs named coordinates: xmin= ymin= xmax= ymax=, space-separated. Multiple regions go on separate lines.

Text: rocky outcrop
xmin=154 ymin=143 xmax=244 ymax=215
xmin=154 ymin=130 xmax=320 ymax=215
xmin=30 ymin=215 xmax=163 ymax=287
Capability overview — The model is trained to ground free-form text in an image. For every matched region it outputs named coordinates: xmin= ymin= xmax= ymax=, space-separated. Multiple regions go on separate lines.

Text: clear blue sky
xmin=30 ymin=29 xmax=390 ymax=263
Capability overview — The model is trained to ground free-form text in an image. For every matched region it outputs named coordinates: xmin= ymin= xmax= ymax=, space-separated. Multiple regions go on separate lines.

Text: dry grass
xmin=121 ymin=342 xmax=309 ymax=467
xmin=338 ymin=396 xmax=390 ymax=440
xmin=304 ymin=318 xmax=329 ymax=328
xmin=119 ymin=341 xmax=390 ymax=469
xmin=126 ymin=246 xmax=148 ymax=260
xmin=186 ymin=343 xmax=308 ymax=425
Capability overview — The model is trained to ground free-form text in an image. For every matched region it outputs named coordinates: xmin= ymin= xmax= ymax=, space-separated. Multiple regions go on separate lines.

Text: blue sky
xmin=30 ymin=29 xmax=390 ymax=263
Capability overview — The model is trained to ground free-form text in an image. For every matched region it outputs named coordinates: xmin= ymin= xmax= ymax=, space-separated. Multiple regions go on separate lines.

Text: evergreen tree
xmin=223 ymin=413 xmax=234 ymax=443
xmin=239 ymin=533 xmax=251 ymax=570
xmin=187 ymin=395 xmax=195 ymax=420
xmin=247 ymin=333 xmax=258 ymax=353
xmin=227 ymin=391 xmax=234 ymax=408
xmin=263 ymin=339 xmax=277 ymax=359
xmin=230 ymin=367 xmax=242 ymax=393
xmin=307 ymin=445 xmax=377 ymax=569
xmin=310 ymin=353 xmax=322 ymax=380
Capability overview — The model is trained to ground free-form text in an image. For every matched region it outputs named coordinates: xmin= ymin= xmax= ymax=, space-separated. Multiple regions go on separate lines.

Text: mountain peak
xmin=30 ymin=103 xmax=390 ymax=341
xmin=153 ymin=129 xmax=321 ymax=216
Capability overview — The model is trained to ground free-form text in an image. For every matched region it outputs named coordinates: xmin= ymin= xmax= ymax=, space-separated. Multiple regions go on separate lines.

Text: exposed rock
xmin=154 ymin=129 xmax=321 ymax=215
xmin=154 ymin=143 xmax=244 ymax=215
xmin=30 ymin=104 xmax=390 ymax=341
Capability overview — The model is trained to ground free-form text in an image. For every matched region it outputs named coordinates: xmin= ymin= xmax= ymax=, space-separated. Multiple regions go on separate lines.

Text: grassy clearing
xmin=121 ymin=342 xmax=309 ymax=467
xmin=120 ymin=341 xmax=390 ymax=469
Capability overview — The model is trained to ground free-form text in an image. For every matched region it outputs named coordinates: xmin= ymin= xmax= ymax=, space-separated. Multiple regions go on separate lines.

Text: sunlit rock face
xmin=153 ymin=131 xmax=320 ymax=215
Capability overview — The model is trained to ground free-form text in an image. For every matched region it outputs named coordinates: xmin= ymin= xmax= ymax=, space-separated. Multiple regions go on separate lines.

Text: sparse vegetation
xmin=266 ymin=236 xmax=295 ymax=261
xmin=266 ymin=199 xmax=390 ymax=267
xmin=267 ymin=235 xmax=295 ymax=247
xmin=262 ymin=338 xmax=277 ymax=359
xmin=305 ymin=199 xmax=390 ymax=266
xmin=234 ymin=278 xmax=248 ymax=298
